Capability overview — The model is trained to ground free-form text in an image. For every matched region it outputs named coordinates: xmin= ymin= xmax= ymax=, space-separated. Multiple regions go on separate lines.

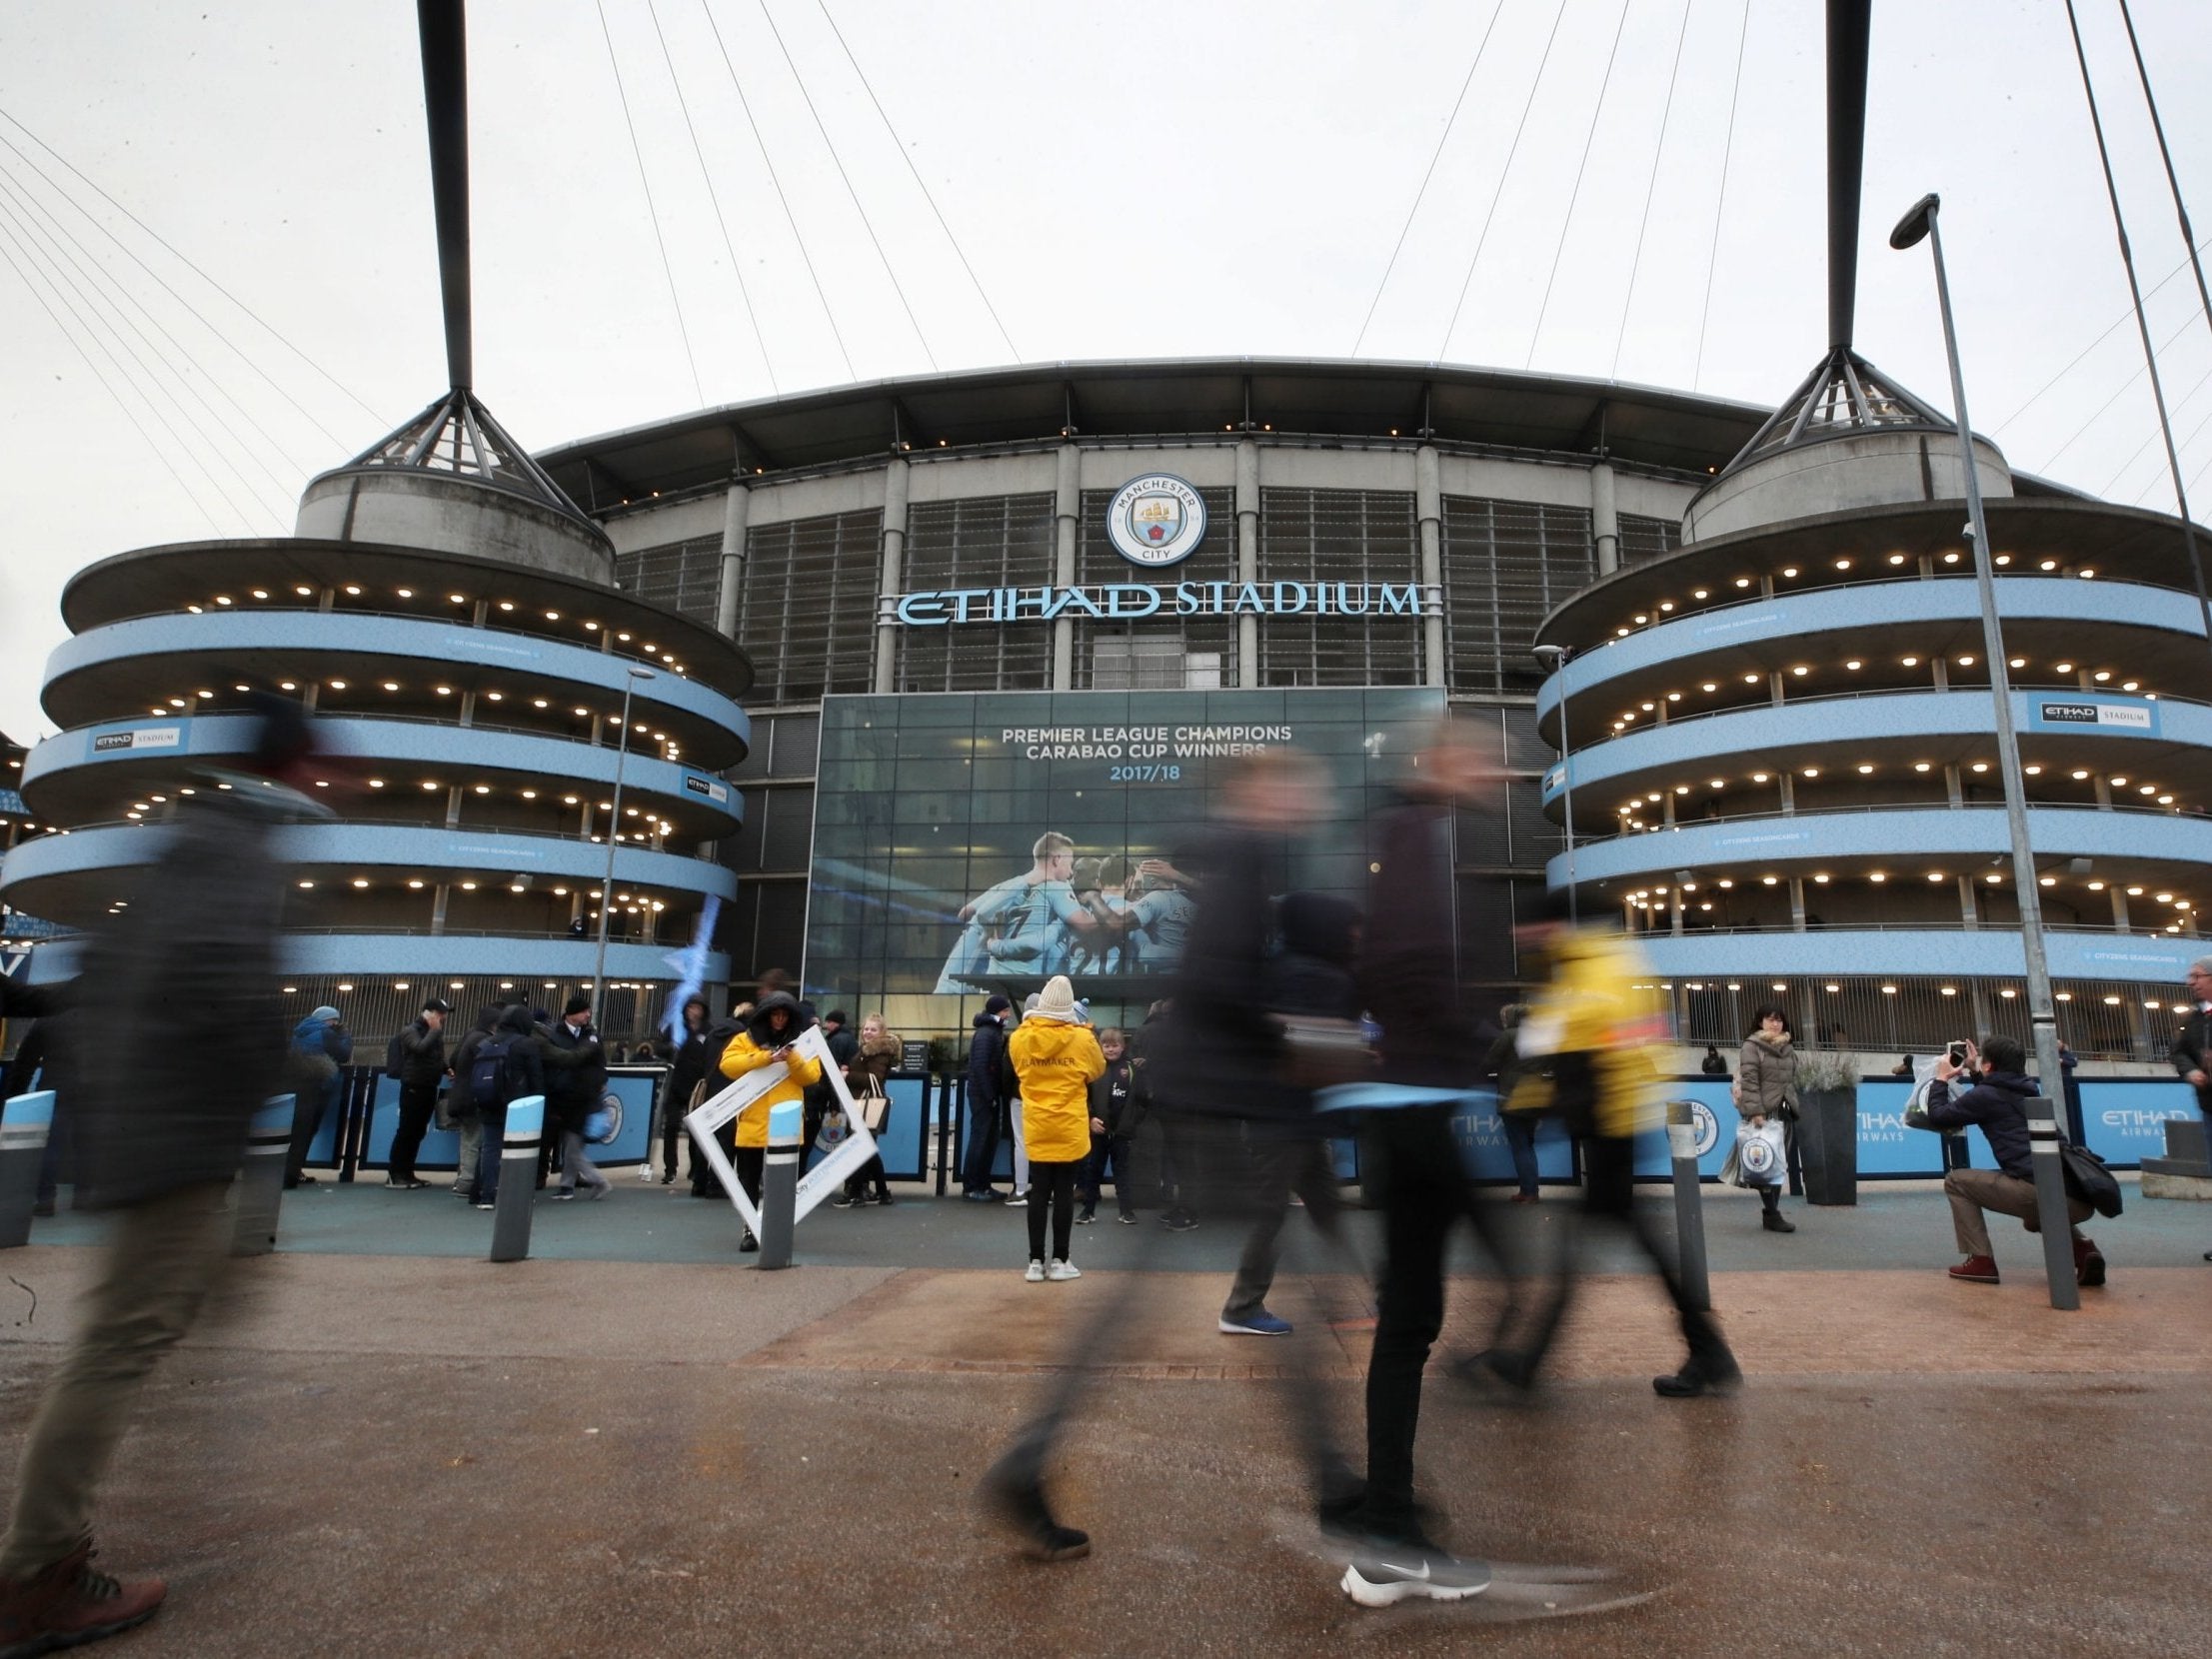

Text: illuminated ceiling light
xmin=382 ymin=682 xmax=400 ymax=693
xmin=1940 ymin=986 xmax=1959 ymax=997
xmin=2079 ymin=568 xmax=2097 ymax=579
xmin=1887 ymin=553 xmax=1906 ymax=566
xmin=497 ymin=601 xmax=516 ymax=612
xmin=521 ymin=789 xmax=538 ymax=800
xmin=1801 ymin=767 xmax=1819 ymax=778
xmin=196 ymin=690 xmax=214 ymax=700
xmin=1750 ymin=771 xmax=1770 ymax=783
xmin=1956 ymin=655 xmax=1975 ymax=667
xmin=1882 ymin=984 xmax=1898 ymax=994
xmin=186 ymin=605 xmax=204 ymax=615
xmin=1869 ymin=871 xmax=1886 ymax=882
xmin=1658 ymin=602 xmax=1674 ymax=612
xmin=1825 ymin=982 xmax=1840 ymax=992
xmin=485 ymin=691 xmax=504 ymax=702
xmin=1913 ymin=762 xmax=1931 ymax=773
xmin=473 ymin=785 xmax=491 ymax=796
xmin=1641 ymin=702 xmax=1656 ymax=712
xmin=421 ymin=781 xmax=440 ymax=792
xmin=1790 ymin=665 xmax=1809 ymax=677
xmin=250 ymin=588 xmax=269 ymax=600
xmin=1834 ymin=558 xmax=1852 ymax=570
xmin=1673 ymin=784 xmax=1689 ymax=795
xmin=2039 ymin=559 xmax=2058 ymax=571
xmin=1761 ymin=874 xmax=1779 ymax=885
xmin=214 ymin=596 xmax=233 ymax=606
xmin=1856 ymin=764 xmax=1874 ymax=775
xmin=327 ymin=680 xmax=347 ymax=692
xmin=563 ymin=795 xmax=580 ymax=805
xmin=1995 ymin=554 xmax=2012 ymax=566
xmin=617 ymin=632 xmax=633 ymax=642
xmin=168 ymin=698 xmax=187 ymax=709
xmin=1900 ymin=655 xmax=1919 ymax=667
xmin=1780 ymin=567 xmax=1799 ymax=579
xmin=533 ymin=698 xmax=550 ymax=709
xmin=435 ymin=686 xmax=453 ymax=696
xmin=1716 ymin=878 xmax=1735 ymax=889
xmin=2126 ymin=885 xmax=2144 ymax=896
xmin=2092 ymin=671 xmax=2111 ymax=683
xmin=1700 ymin=681 xmax=1717 ymax=693
xmin=344 ymin=584 xmax=363 ymax=596
xmin=407 ymin=878 xmax=425 ymax=889
xmin=2053 ymin=662 xmax=2074 ymax=674
xmin=2009 ymin=658 xmax=2025 ymax=669
xmin=295 ymin=585 xmax=315 ymax=596
xmin=1971 ymin=762 xmax=1990 ymax=773
xmin=1844 ymin=659 xmax=1862 ymax=671
xmin=1927 ymin=871 xmax=1946 ymax=882
xmin=1942 ymin=552 xmax=1960 ymax=564
xmin=1616 ymin=628 xmax=1631 ymax=639
xmin=2155 ymin=890 xmax=2175 ymax=903
xmin=459 ymin=880 xmax=478 ymax=890
xmin=2087 ymin=880 xmax=2106 ymax=891
xmin=351 ymin=877 xmax=370 ymax=889
xmin=1985 ymin=873 xmax=2003 ymax=884
xmin=2024 ymin=765 xmax=2043 ymax=776
xmin=1666 ymin=692 xmax=1681 ymax=703
xmin=1812 ymin=873 xmax=1830 ymax=883
xmin=1692 ymin=588 xmax=1709 ymax=600
xmin=2138 ymin=784 xmax=2157 ymax=795
xmin=2121 ymin=681 xmax=2140 ymax=692
xmin=545 ymin=610 xmax=561 ymax=621
xmin=397 ymin=587 xmax=414 ymax=599
xmin=297 ymin=879 xmax=315 ymax=889
xmin=2159 ymin=794 xmax=2175 ymax=805
xmin=1709 ymin=779 xmax=1726 ymax=789
xmin=1633 ymin=614 xmax=1649 ymax=625
xmin=1743 ymin=673 xmax=1761 ymax=684
xmin=367 ymin=779 xmax=385 ymax=790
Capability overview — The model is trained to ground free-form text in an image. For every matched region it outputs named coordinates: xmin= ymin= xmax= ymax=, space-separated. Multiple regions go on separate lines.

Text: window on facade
xmin=1072 ymin=485 xmax=1238 ymax=690
xmin=1256 ymin=488 xmax=1421 ymax=687
xmin=614 ymin=537 xmax=722 ymax=627
xmin=896 ymin=494 xmax=1055 ymax=693
xmin=1617 ymin=512 xmax=1683 ymax=564
xmin=737 ymin=510 xmax=882 ymax=704
xmin=1440 ymin=497 xmax=1594 ymax=695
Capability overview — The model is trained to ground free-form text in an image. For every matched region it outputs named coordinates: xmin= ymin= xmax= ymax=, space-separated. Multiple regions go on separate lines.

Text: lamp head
xmin=1889 ymin=192 xmax=1940 ymax=251
xmin=1531 ymin=644 xmax=1568 ymax=670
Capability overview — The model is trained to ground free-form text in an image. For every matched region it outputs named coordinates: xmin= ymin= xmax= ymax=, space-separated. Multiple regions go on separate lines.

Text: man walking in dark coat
xmin=0 ymin=695 xmax=319 ymax=1654
xmin=962 ymin=995 xmax=1013 ymax=1200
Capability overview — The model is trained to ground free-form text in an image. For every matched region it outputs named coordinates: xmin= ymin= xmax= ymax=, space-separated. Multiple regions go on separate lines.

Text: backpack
xmin=469 ymin=1035 xmax=520 ymax=1109
xmin=383 ymin=1028 xmax=410 ymax=1080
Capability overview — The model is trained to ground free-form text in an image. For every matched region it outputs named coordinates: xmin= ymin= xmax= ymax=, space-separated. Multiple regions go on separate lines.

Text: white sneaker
xmin=1341 ymin=1544 xmax=1492 ymax=1607
xmin=1047 ymin=1259 xmax=1082 ymax=1281
xmin=1025 ymin=1259 xmax=1047 ymax=1282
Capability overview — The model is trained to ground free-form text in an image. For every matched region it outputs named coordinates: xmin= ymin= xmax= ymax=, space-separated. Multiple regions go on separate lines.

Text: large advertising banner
xmin=805 ymin=688 xmax=1450 ymax=1036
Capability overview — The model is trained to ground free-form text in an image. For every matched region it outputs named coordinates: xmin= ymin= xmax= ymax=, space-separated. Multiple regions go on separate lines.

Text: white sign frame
xmin=684 ymin=1022 xmax=878 ymax=1237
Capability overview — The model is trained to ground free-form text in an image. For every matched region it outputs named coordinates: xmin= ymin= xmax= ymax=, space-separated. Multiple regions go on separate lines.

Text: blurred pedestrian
xmin=1486 ymin=1004 xmax=1539 ymax=1202
xmin=384 ymin=997 xmax=452 ymax=1189
xmin=281 ymin=1005 xmax=351 ymax=1190
xmin=544 ymin=995 xmax=611 ymax=1201
xmin=469 ymin=1005 xmax=544 ymax=1211
xmin=0 ymin=695 xmax=317 ymax=1651
xmin=442 ymin=1004 xmax=503 ymax=1203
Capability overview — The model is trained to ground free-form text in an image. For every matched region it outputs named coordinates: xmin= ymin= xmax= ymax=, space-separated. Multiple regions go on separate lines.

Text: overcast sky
xmin=4 ymin=0 xmax=2210 ymax=745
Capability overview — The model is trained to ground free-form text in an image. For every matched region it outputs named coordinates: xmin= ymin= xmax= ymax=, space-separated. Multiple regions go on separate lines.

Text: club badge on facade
xmin=1106 ymin=475 xmax=1206 ymax=569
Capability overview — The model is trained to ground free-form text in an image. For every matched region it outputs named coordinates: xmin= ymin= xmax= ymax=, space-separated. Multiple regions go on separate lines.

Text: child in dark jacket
xmin=1079 ymin=1028 xmax=1145 ymax=1223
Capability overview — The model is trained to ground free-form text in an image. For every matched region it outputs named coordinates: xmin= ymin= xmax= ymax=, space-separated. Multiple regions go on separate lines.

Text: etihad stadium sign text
xmin=886 ymin=581 xmax=1435 ymax=627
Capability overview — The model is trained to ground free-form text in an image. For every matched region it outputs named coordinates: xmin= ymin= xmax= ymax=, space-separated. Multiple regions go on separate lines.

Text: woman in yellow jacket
xmin=716 ymin=990 xmax=822 ymax=1251
xmin=1008 ymin=976 xmax=1105 ymax=1281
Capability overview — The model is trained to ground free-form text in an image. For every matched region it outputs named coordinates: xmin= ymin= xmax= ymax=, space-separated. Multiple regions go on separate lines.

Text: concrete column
xmin=1958 ymin=875 xmax=1982 ymax=929
xmin=457 ymin=691 xmax=477 ymax=730
xmin=1769 ymin=671 xmax=1785 ymax=710
xmin=2110 ymin=887 xmax=2132 ymax=930
xmin=1236 ymin=440 xmax=1260 ymax=689
xmin=715 ymin=481 xmax=751 ymax=640
xmin=445 ymin=786 xmax=464 ymax=830
xmin=1944 ymin=765 xmax=1964 ymax=808
xmin=1590 ymin=461 xmax=1619 ymax=576
xmin=1777 ymin=774 xmax=1795 ymax=816
xmin=1932 ymin=658 xmax=1950 ymax=691
xmin=2094 ymin=778 xmax=2113 ymax=811
xmin=873 ymin=458 xmax=911 ymax=695
xmin=1416 ymin=445 xmax=1444 ymax=689
xmin=431 ymin=883 xmax=450 ymax=935
xmin=1051 ymin=444 xmax=1080 ymax=691
xmin=1788 ymin=877 xmax=1807 ymax=931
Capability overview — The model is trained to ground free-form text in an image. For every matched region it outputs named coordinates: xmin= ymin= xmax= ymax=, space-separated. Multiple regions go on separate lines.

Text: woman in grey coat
xmin=1733 ymin=1007 xmax=1798 ymax=1233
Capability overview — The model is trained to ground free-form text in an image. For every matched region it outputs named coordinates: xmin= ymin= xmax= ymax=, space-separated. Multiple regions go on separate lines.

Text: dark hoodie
xmin=662 ymin=993 xmax=715 ymax=1116
xmin=492 ymin=1004 xmax=547 ymax=1105
xmin=446 ymin=1004 xmax=505 ymax=1118
xmin=968 ymin=1007 xmax=1010 ymax=1116
xmin=1926 ymin=1069 xmax=2038 ymax=1178
xmin=1266 ymin=892 xmax=1361 ymax=1020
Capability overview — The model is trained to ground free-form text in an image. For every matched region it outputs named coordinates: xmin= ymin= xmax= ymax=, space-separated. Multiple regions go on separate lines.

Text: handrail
xmin=1580 ymin=796 xmax=2195 ymax=845
xmin=31 ymin=816 xmax=697 ymax=857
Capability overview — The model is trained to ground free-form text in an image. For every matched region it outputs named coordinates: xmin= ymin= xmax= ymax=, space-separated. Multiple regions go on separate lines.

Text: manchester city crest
xmin=1106 ymin=474 xmax=1206 ymax=568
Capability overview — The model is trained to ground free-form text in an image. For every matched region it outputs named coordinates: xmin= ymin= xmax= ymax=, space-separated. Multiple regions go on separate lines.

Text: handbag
xmin=2059 ymin=1140 xmax=2124 ymax=1218
xmin=857 ymin=1076 xmax=889 ymax=1134
xmin=1732 ymin=1119 xmax=1787 ymax=1187
xmin=1275 ymin=1014 xmax=1376 ymax=1090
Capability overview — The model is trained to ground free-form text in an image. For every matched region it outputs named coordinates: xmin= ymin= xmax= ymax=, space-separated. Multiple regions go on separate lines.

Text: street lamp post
xmin=592 ymin=666 xmax=657 ymax=1006
xmin=1532 ymin=644 xmax=1577 ymax=923
xmin=1892 ymin=192 xmax=2080 ymax=1310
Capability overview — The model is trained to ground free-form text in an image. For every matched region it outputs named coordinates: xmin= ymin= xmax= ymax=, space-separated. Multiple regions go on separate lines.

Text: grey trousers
xmin=455 ymin=1115 xmax=483 ymax=1196
xmin=1222 ymin=1133 xmax=1349 ymax=1319
xmin=1944 ymin=1167 xmax=2090 ymax=1257
xmin=0 ymin=1181 xmax=235 ymax=1575
xmin=560 ymin=1130 xmax=609 ymax=1193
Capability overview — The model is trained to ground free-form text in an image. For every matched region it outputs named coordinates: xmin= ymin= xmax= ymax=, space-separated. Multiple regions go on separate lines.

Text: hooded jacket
xmin=1926 ymin=1069 xmax=2039 ymax=1179
xmin=1735 ymin=1028 xmax=1798 ymax=1120
xmin=662 ymin=995 xmax=716 ymax=1116
xmin=717 ymin=991 xmax=823 ymax=1148
xmin=1503 ymin=927 xmax=1666 ymax=1141
xmin=1359 ymin=791 xmax=1476 ymax=1088
xmin=968 ymin=1009 xmax=1010 ymax=1115
xmin=1009 ymin=1013 xmax=1106 ymax=1163
xmin=446 ymin=1004 xmax=505 ymax=1117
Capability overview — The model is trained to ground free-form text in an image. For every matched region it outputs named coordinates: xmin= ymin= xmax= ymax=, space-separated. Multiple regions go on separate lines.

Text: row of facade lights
xmin=1640 ymin=978 xmax=2195 ymax=1013
xmin=283 ymin=980 xmax=660 ymax=993
xmin=1615 ymin=765 xmax=2181 ymax=823
xmin=145 ymin=681 xmax=685 ymax=756
xmin=289 ymin=874 xmax=669 ymax=911
xmin=1604 ymin=554 xmax=2098 ymax=642
xmin=123 ymin=783 xmax=680 ymax=837
xmin=179 ymin=587 xmax=686 ymax=674
xmin=1607 ymin=655 xmax=2151 ymax=733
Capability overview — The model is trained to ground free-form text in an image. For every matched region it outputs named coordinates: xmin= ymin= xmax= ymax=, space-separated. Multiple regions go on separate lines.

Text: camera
xmin=1945 ymin=1040 xmax=1969 ymax=1066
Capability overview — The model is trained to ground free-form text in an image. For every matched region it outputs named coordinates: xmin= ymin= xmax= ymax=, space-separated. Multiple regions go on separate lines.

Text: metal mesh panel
xmin=896 ymin=495 xmax=1055 ymax=693
xmin=1617 ymin=512 xmax=1682 ymax=565
xmin=614 ymin=537 xmax=722 ymax=627
xmin=1440 ymin=497 xmax=1595 ymax=695
xmin=737 ymin=510 xmax=882 ymax=703
xmin=1256 ymin=488 xmax=1421 ymax=687
xmin=1072 ymin=486 xmax=1238 ymax=690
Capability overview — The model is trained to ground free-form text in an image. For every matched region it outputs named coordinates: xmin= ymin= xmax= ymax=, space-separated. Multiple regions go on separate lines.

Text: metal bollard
xmin=231 ymin=1094 xmax=293 ymax=1257
xmin=490 ymin=1095 xmax=545 ymax=1264
xmin=756 ymin=1099 xmax=802 ymax=1269
xmin=0 ymin=1091 xmax=55 ymax=1249
xmin=2025 ymin=1095 xmax=2082 ymax=1312
xmin=1665 ymin=1099 xmax=1711 ymax=1314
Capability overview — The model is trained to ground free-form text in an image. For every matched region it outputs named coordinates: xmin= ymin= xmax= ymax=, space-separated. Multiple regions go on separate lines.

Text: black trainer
xmin=1652 ymin=1353 xmax=1743 ymax=1398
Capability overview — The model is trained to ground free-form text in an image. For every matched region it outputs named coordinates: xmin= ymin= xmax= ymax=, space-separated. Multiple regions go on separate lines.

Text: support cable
xmin=0 ymin=161 xmax=312 ymax=503
xmin=815 ymin=0 xmax=1021 ymax=363
xmin=699 ymin=0 xmax=856 ymax=380
xmin=1991 ymin=232 xmax=2212 ymax=434
xmin=1435 ymin=0 xmax=1569 ymax=364
xmin=643 ymin=0 xmax=780 ymax=393
xmin=2132 ymin=395 xmax=2212 ymax=505
xmin=2116 ymin=1 xmax=2212 ymax=353
xmin=2062 ymin=0 xmax=2212 ymax=661
xmin=0 ymin=216 xmax=227 ymax=534
xmin=596 ymin=0 xmax=708 ymax=407
xmin=2036 ymin=308 xmax=2198 ymax=473
xmin=1691 ymin=0 xmax=1752 ymax=389
xmin=0 ymin=106 xmax=383 ymax=432
xmin=1348 ymin=1 xmax=1504 ymax=358
xmin=752 ymin=0 xmax=936 ymax=369
xmin=1610 ymin=0 xmax=1694 ymax=380
xmin=1525 ymin=0 xmax=1631 ymax=369
xmin=2096 ymin=359 xmax=2212 ymax=498
xmin=0 ymin=191 xmax=276 ymax=532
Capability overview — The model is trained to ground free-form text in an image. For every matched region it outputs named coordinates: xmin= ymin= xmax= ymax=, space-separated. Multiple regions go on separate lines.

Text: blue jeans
xmin=474 ymin=1101 xmax=506 ymax=1205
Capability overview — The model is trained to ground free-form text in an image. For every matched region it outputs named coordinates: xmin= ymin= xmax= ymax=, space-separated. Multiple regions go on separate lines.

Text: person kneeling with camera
xmin=1927 ymin=1036 xmax=2103 ymax=1288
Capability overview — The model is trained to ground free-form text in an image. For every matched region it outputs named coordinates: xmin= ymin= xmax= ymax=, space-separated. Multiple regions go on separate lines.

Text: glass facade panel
xmin=737 ymin=510 xmax=882 ymax=703
xmin=895 ymin=494 xmax=1055 ymax=693
xmin=1256 ymin=488 xmax=1422 ymax=687
xmin=1440 ymin=496 xmax=1595 ymax=695
xmin=805 ymin=687 xmax=1451 ymax=1042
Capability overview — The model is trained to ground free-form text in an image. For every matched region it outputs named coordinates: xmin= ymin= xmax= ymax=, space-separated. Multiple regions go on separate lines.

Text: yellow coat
xmin=1504 ymin=928 xmax=1667 ymax=1139
xmin=718 ymin=1030 xmax=824 ymax=1148
xmin=1008 ymin=1017 xmax=1106 ymax=1163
